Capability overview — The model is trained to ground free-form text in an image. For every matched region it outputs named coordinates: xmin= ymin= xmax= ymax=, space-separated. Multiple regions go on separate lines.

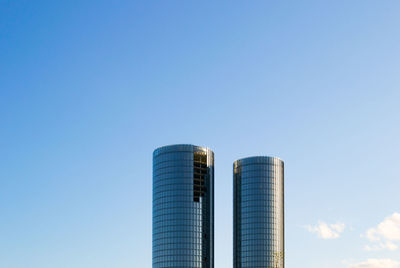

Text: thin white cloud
xmin=364 ymin=241 xmax=398 ymax=251
xmin=347 ymin=258 xmax=400 ymax=268
xmin=363 ymin=212 xmax=400 ymax=251
xmin=305 ymin=221 xmax=345 ymax=239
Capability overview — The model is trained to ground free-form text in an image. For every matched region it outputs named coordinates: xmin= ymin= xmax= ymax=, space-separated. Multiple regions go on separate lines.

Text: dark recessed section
xmin=193 ymin=151 xmax=207 ymax=202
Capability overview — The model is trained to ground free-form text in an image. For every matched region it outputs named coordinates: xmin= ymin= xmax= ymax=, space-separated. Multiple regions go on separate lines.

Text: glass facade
xmin=233 ymin=156 xmax=284 ymax=268
xmin=153 ymin=144 xmax=214 ymax=268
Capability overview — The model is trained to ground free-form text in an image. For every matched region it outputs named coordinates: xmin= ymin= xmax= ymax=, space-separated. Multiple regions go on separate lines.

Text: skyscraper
xmin=233 ymin=156 xmax=284 ymax=268
xmin=153 ymin=144 xmax=214 ymax=268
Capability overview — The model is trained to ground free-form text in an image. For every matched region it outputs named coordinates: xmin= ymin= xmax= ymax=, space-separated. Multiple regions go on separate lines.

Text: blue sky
xmin=1 ymin=1 xmax=400 ymax=267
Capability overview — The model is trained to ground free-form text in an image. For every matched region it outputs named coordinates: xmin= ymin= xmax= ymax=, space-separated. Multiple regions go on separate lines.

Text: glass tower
xmin=153 ymin=144 xmax=214 ymax=268
xmin=233 ymin=156 xmax=284 ymax=268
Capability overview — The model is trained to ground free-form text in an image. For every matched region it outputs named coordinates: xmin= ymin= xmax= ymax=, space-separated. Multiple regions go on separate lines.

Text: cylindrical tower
xmin=153 ymin=144 xmax=214 ymax=268
xmin=233 ymin=156 xmax=284 ymax=268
